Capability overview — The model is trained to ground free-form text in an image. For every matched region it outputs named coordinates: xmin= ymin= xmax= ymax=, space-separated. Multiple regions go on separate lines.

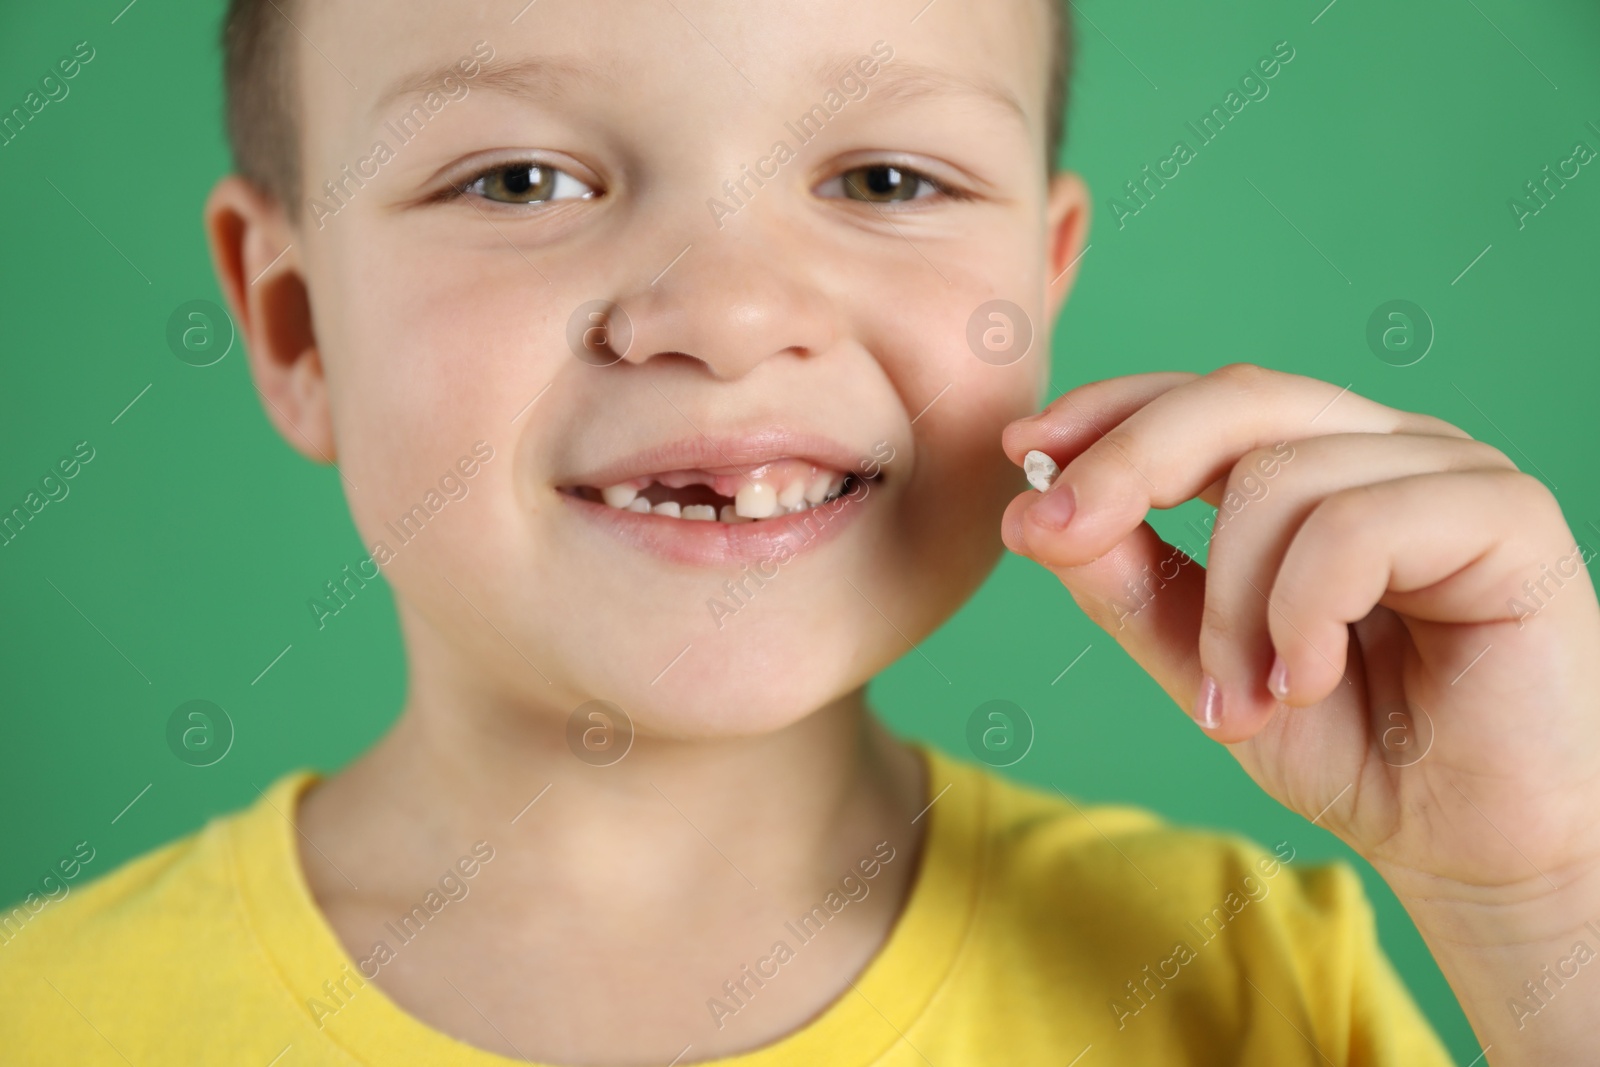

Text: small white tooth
xmin=652 ymin=501 xmax=681 ymax=518
xmin=735 ymin=480 xmax=777 ymax=518
xmin=804 ymin=472 xmax=833 ymax=504
xmin=719 ymin=505 xmax=752 ymax=524
xmin=776 ymin=478 xmax=806 ymax=508
xmin=1023 ymin=450 xmax=1060 ymax=493
xmin=682 ymin=504 xmax=717 ymax=521
xmin=601 ymin=484 xmax=638 ymax=508
xmin=626 ymin=497 xmax=652 ymax=513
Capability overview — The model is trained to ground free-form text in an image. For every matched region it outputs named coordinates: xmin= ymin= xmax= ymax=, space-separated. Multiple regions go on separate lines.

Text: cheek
xmin=857 ymin=294 xmax=1043 ymax=643
xmin=844 ymin=250 xmax=1045 ymax=638
xmin=848 ymin=223 xmax=1049 ymax=418
xmin=884 ymin=393 xmax=1022 ymax=627
xmin=858 ymin=240 xmax=1047 ymax=482
xmin=315 ymin=238 xmax=569 ymax=543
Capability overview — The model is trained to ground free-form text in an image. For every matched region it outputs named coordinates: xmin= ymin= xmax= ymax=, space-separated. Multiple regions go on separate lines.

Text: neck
xmin=291 ymin=615 xmax=932 ymax=1061
xmin=296 ymin=625 xmax=927 ymax=913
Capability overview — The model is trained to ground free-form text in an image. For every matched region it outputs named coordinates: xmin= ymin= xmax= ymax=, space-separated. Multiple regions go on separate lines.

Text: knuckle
xmin=1210 ymin=361 xmax=1273 ymax=390
xmin=1409 ymin=411 xmax=1476 ymax=441
xmin=1503 ymin=469 xmax=1563 ymax=522
xmin=1233 ymin=444 xmax=1289 ymax=486
xmin=1197 ymin=593 xmax=1250 ymax=658
xmin=1458 ymin=438 xmax=1517 ymax=471
xmin=1310 ymin=484 xmax=1377 ymax=540
xmin=1090 ymin=426 xmax=1145 ymax=477
xmin=1212 ymin=447 xmax=1290 ymax=522
xmin=1076 ymin=590 xmax=1125 ymax=633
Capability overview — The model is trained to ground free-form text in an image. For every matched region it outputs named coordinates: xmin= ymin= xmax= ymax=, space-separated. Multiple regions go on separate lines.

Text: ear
xmin=203 ymin=176 xmax=336 ymax=465
xmin=1043 ymin=170 xmax=1090 ymax=324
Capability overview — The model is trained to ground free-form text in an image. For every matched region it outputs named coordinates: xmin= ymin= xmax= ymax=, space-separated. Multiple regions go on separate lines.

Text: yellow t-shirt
xmin=0 ymin=744 xmax=1454 ymax=1065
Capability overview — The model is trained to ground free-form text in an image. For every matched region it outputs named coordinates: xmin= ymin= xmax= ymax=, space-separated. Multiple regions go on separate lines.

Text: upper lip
xmin=561 ymin=428 xmax=880 ymax=488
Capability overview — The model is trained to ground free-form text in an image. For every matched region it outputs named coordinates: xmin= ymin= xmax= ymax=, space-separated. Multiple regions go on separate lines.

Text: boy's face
xmin=249 ymin=0 xmax=1085 ymax=737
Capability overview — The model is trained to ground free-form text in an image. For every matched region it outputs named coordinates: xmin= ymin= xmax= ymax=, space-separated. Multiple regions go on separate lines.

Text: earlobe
xmin=1043 ymin=170 xmax=1090 ymax=323
xmin=203 ymin=175 xmax=336 ymax=465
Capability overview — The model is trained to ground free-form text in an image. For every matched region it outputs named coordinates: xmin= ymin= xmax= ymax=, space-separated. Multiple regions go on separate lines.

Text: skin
xmin=207 ymin=0 xmax=1082 ymax=1061
xmin=1003 ymin=373 xmax=1600 ymax=1064
xmin=204 ymin=0 xmax=1600 ymax=1064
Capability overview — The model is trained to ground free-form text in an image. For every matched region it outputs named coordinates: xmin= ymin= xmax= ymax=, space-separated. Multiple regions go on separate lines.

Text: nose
xmin=599 ymin=228 xmax=841 ymax=380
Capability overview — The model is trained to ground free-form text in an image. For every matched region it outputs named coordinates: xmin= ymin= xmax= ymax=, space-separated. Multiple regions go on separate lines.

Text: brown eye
xmin=463 ymin=163 xmax=595 ymax=205
xmin=833 ymin=164 xmax=934 ymax=203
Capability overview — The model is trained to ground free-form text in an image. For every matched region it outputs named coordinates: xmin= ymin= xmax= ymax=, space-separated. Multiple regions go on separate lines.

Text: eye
xmin=459 ymin=162 xmax=597 ymax=205
xmin=818 ymin=163 xmax=946 ymax=204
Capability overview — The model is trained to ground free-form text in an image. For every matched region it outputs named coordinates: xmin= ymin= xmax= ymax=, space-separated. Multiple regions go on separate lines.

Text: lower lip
xmin=560 ymin=487 xmax=872 ymax=566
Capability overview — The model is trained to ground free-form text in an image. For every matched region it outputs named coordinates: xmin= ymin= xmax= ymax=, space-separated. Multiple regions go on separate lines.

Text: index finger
xmin=1019 ymin=363 xmax=1470 ymax=568
xmin=1002 ymin=371 xmax=1199 ymax=468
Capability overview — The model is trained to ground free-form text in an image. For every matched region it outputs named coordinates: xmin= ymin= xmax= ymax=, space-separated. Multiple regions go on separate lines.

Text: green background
xmin=3 ymin=0 xmax=1598 ymax=1061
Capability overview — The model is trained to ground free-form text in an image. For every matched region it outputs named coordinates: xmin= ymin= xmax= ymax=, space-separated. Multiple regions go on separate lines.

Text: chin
xmin=553 ymin=615 xmax=889 ymax=743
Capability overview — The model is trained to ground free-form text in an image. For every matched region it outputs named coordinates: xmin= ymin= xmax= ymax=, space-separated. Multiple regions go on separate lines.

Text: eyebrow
xmin=810 ymin=56 xmax=1030 ymax=128
xmin=371 ymin=53 xmax=1028 ymax=129
xmin=370 ymin=56 xmax=613 ymax=116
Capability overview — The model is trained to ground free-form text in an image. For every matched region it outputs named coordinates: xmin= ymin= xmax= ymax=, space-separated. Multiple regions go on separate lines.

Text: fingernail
xmin=1027 ymin=484 xmax=1076 ymax=530
xmin=1267 ymin=656 xmax=1289 ymax=701
xmin=1194 ymin=674 xmax=1222 ymax=729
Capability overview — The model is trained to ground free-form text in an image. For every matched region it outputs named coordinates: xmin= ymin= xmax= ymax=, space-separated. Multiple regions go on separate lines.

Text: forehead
xmin=292 ymin=0 xmax=1052 ymax=146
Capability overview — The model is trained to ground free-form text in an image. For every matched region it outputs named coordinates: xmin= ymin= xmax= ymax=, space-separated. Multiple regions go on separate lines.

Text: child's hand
xmin=1002 ymin=364 xmax=1600 ymax=1063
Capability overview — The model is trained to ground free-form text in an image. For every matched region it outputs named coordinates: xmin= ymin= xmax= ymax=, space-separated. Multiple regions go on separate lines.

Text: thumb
xmin=1002 ymin=494 xmax=1208 ymax=720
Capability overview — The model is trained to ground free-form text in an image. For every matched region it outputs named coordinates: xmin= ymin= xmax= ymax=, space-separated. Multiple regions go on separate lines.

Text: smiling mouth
xmin=562 ymin=457 xmax=874 ymax=524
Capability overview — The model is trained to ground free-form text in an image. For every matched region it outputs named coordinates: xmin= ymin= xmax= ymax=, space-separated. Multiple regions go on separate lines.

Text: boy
xmin=4 ymin=0 xmax=1599 ymax=1063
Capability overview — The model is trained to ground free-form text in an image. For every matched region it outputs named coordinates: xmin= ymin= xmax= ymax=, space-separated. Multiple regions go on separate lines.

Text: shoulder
xmin=926 ymin=742 xmax=1323 ymax=922
xmin=0 ymin=773 xmax=315 ymax=1056
xmin=921 ymin=746 xmax=1451 ymax=1061
xmin=947 ymin=746 xmax=1372 ymax=971
xmin=0 ymin=820 xmax=225 ymax=973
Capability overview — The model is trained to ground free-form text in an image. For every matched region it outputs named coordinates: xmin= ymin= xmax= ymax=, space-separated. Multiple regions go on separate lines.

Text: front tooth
xmin=1023 ymin=450 xmax=1060 ymax=493
xmin=803 ymin=472 xmax=833 ymax=504
xmin=719 ymin=505 xmax=752 ymax=524
xmin=601 ymin=484 xmax=638 ymax=508
xmin=652 ymin=501 xmax=681 ymax=518
xmin=776 ymin=478 xmax=807 ymax=509
xmin=626 ymin=497 xmax=652 ymax=513
xmin=735 ymin=480 xmax=777 ymax=518
xmin=682 ymin=504 xmax=716 ymax=521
